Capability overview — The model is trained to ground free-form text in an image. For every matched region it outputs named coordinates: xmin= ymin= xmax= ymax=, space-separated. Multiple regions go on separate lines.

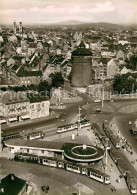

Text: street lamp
xmin=77 ymin=106 xmax=82 ymax=136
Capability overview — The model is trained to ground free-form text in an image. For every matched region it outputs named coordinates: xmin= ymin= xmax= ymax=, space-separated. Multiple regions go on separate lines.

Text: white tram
xmin=88 ymin=168 xmax=110 ymax=184
xmin=57 ymin=120 xmax=91 ymax=133
xmin=57 ymin=124 xmax=77 ymax=133
xmin=79 ymin=120 xmax=91 ymax=128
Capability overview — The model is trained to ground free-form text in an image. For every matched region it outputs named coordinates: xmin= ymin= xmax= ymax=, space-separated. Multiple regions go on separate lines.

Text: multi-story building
xmin=10 ymin=66 xmax=43 ymax=86
xmin=0 ymin=92 xmax=50 ymax=123
xmin=27 ymin=94 xmax=50 ymax=119
xmin=0 ymin=92 xmax=30 ymax=123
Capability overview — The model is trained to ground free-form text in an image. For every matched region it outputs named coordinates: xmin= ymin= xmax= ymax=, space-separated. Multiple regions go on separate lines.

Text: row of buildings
xmin=0 ymin=92 xmax=50 ymax=123
xmin=0 ymin=21 xmax=137 ymax=87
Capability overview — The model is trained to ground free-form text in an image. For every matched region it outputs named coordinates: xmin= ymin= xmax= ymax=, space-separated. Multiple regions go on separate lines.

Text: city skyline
xmin=0 ymin=0 xmax=137 ymax=24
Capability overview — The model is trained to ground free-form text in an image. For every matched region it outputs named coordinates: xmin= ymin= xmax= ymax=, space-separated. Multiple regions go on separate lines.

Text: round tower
xmin=71 ymin=41 xmax=92 ymax=88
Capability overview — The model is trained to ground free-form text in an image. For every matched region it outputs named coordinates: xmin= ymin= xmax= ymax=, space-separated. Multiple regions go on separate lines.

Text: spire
xmin=79 ymin=40 xmax=85 ymax=48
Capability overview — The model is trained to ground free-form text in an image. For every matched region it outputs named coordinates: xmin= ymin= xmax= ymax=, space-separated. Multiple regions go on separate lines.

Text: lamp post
xmin=0 ymin=123 xmax=2 ymax=157
xmin=77 ymin=106 xmax=82 ymax=136
xmin=58 ymin=87 xmax=61 ymax=107
xmin=102 ymin=86 xmax=104 ymax=108
xmin=105 ymin=146 xmax=108 ymax=171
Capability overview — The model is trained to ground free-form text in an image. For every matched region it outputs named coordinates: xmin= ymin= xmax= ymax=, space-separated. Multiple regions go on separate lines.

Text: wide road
xmin=2 ymin=89 xmax=137 ymax=154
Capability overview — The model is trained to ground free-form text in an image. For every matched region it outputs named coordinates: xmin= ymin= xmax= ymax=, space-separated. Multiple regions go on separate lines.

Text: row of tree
xmin=113 ymin=73 xmax=137 ymax=94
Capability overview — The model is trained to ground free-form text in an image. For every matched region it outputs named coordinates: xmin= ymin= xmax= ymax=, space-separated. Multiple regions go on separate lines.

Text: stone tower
xmin=71 ymin=41 xmax=92 ymax=88
xmin=19 ymin=20 xmax=23 ymax=34
xmin=13 ymin=21 xmax=17 ymax=34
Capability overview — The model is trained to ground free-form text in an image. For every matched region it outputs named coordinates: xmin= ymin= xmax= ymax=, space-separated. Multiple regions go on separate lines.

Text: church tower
xmin=13 ymin=21 xmax=17 ymax=34
xmin=19 ymin=20 xmax=23 ymax=35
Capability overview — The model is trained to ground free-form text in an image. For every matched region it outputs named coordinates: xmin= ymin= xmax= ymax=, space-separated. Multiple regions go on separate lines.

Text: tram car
xmin=24 ymin=131 xmax=45 ymax=140
xmin=92 ymin=123 xmax=106 ymax=140
xmin=101 ymin=137 xmax=111 ymax=150
xmin=2 ymin=132 xmax=21 ymax=141
xmin=87 ymin=167 xmax=110 ymax=184
xmin=57 ymin=123 xmax=77 ymax=133
xmin=110 ymin=135 xmax=120 ymax=148
xmin=14 ymin=153 xmax=110 ymax=184
xmin=117 ymin=159 xmax=130 ymax=176
xmin=109 ymin=147 xmax=121 ymax=163
xmin=104 ymin=129 xmax=114 ymax=139
xmin=78 ymin=120 xmax=91 ymax=128
xmin=14 ymin=153 xmax=38 ymax=163
xmin=126 ymin=172 xmax=137 ymax=194
xmin=57 ymin=120 xmax=91 ymax=133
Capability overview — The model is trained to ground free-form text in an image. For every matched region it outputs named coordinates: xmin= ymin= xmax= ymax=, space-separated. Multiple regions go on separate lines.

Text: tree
xmin=28 ymin=84 xmax=37 ymax=91
xmin=125 ymin=55 xmax=137 ymax=70
xmin=38 ymin=80 xmax=51 ymax=97
xmin=49 ymin=72 xmax=64 ymax=88
xmin=113 ymin=73 xmax=137 ymax=94
xmin=0 ymin=87 xmax=7 ymax=92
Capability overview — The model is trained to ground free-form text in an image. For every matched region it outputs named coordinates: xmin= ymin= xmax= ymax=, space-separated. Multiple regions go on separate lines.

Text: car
xmin=110 ymin=99 xmax=114 ymax=102
xmin=60 ymin=119 xmax=65 ymax=122
xmin=94 ymin=99 xmax=101 ymax=103
xmin=128 ymin=121 xmax=132 ymax=125
xmin=96 ymin=109 xmax=102 ymax=113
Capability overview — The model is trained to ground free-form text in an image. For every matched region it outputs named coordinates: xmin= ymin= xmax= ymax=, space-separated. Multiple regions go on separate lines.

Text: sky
xmin=0 ymin=0 xmax=137 ymax=24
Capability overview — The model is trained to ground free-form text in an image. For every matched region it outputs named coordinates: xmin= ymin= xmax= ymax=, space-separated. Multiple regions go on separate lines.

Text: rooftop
xmin=27 ymin=93 xmax=49 ymax=103
xmin=0 ymin=174 xmax=26 ymax=195
xmin=1 ymin=93 xmax=29 ymax=105
xmin=17 ymin=67 xmax=43 ymax=77
xmin=5 ymin=138 xmax=64 ymax=151
xmin=72 ymin=41 xmax=92 ymax=56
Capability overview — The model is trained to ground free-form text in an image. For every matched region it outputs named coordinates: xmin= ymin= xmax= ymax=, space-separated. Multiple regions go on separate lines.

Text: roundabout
xmin=62 ymin=143 xmax=104 ymax=163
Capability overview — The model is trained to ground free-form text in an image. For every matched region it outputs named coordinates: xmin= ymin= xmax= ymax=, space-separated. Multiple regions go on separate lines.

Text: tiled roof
xmin=72 ymin=41 xmax=92 ymax=56
xmin=17 ymin=67 xmax=42 ymax=77
xmin=0 ymin=174 xmax=26 ymax=195
xmin=1 ymin=93 xmax=29 ymax=105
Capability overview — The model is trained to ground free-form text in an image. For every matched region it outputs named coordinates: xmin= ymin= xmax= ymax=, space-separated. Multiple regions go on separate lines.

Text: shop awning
xmin=8 ymin=117 xmax=17 ymax=122
xmin=21 ymin=115 xmax=30 ymax=120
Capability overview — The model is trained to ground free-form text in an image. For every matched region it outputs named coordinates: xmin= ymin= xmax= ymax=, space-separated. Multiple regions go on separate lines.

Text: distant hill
xmin=51 ymin=20 xmax=86 ymax=25
xmin=48 ymin=21 xmax=137 ymax=29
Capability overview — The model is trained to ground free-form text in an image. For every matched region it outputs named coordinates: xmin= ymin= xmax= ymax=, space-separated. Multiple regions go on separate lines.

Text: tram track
xmin=118 ymin=149 xmax=137 ymax=181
